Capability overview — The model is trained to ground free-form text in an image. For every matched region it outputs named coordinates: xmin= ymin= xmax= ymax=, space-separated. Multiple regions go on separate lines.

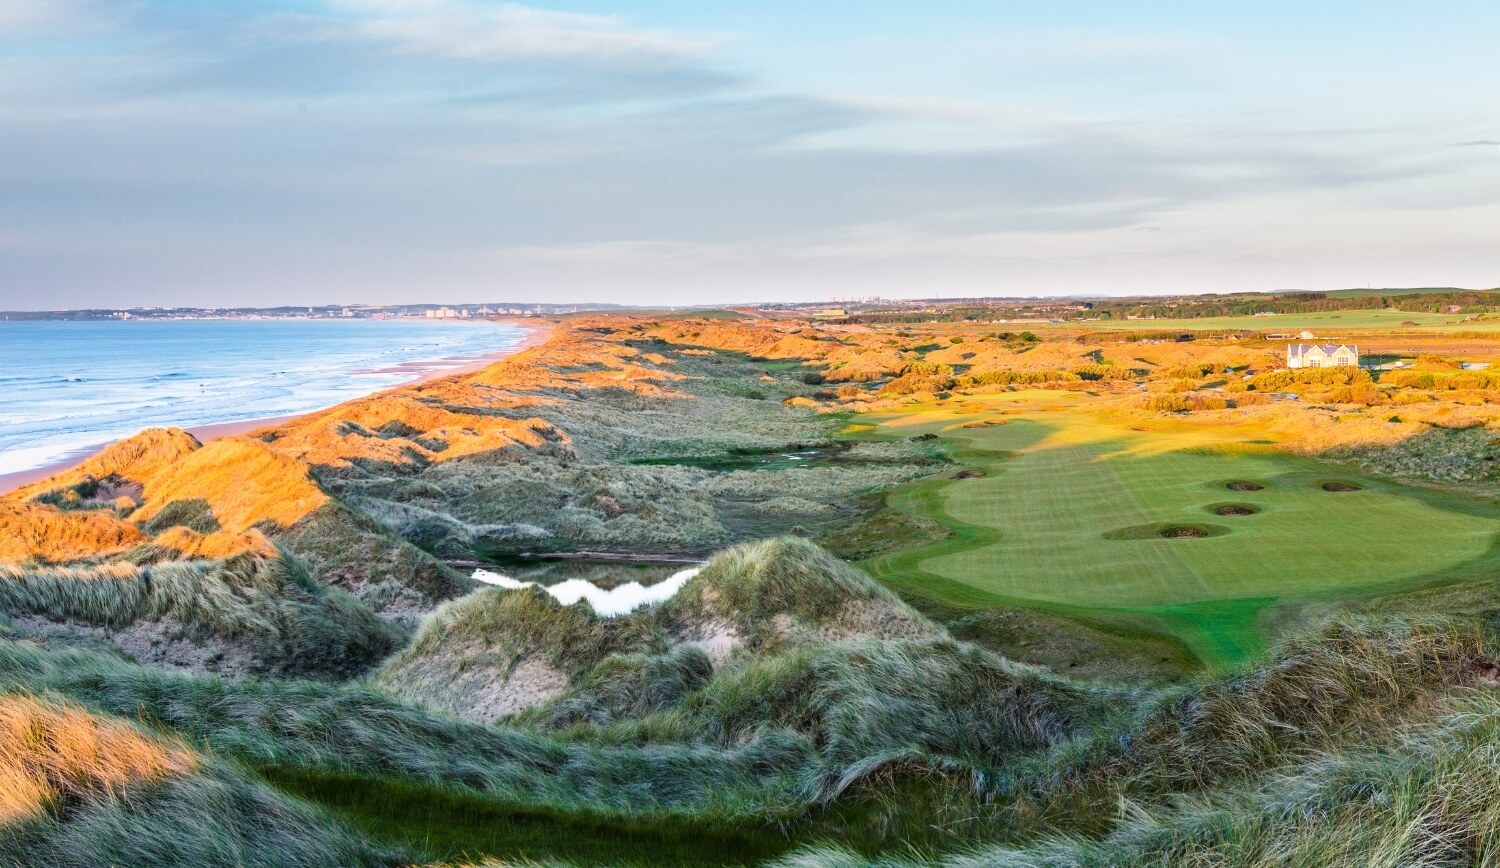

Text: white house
xmin=1287 ymin=344 xmax=1358 ymax=369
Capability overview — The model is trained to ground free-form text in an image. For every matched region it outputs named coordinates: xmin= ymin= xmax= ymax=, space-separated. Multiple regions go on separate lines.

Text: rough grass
xmin=258 ymin=763 xmax=795 ymax=867
xmin=2 ymin=546 xmax=1499 ymax=863
xmin=0 ymin=637 xmax=812 ymax=816
xmin=0 ymin=500 xmax=146 ymax=563
xmin=0 ymin=692 xmax=196 ymax=824
xmin=0 ymin=549 xmax=404 ymax=677
xmin=0 ymin=690 xmax=392 ymax=867
xmin=371 ymin=585 xmax=664 ymax=720
xmin=776 ymin=694 xmax=1500 ymax=867
xmin=666 ymin=537 xmax=939 ymax=652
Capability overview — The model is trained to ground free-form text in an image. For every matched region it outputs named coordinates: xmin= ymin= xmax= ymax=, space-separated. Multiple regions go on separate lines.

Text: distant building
xmin=1287 ymin=344 xmax=1358 ymax=369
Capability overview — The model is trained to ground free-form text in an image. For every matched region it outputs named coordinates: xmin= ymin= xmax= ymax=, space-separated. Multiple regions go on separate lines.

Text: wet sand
xmin=0 ymin=319 xmax=551 ymax=494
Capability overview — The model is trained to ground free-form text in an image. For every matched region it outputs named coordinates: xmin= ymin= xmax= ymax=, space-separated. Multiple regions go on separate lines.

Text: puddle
xmin=474 ymin=557 xmax=693 ymax=590
xmin=628 ymin=445 xmax=856 ymax=471
xmin=473 ymin=564 xmax=703 ymax=616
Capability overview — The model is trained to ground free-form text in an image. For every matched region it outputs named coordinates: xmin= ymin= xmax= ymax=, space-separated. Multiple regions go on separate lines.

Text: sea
xmin=0 ymin=318 xmax=527 ymax=478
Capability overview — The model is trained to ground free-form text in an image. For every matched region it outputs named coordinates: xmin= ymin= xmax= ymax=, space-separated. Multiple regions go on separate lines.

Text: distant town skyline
xmin=0 ymin=1 xmax=1496 ymax=310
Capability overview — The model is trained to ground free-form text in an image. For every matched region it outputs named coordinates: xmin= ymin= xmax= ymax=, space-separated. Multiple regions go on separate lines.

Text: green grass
xmin=256 ymin=764 xmax=795 ymax=866
xmin=853 ymin=392 xmax=1500 ymax=668
xmin=1069 ymin=309 xmax=1458 ymax=331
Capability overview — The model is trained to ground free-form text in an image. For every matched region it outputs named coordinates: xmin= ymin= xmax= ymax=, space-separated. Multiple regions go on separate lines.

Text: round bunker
xmin=1225 ymin=480 xmax=1265 ymax=492
xmin=1104 ymin=522 xmax=1229 ymax=541
xmin=1321 ymin=481 xmax=1363 ymax=492
xmin=955 ymin=469 xmax=987 ymax=479
xmin=1210 ymin=503 xmax=1261 ymax=517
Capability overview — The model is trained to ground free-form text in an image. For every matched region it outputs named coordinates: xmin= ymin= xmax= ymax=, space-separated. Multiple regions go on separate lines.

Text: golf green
xmin=853 ymin=392 xmax=1500 ymax=667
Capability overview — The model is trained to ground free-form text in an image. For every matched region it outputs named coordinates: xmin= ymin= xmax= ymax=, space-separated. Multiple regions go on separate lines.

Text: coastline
xmin=0 ymin=318 xmax=551 ymax=495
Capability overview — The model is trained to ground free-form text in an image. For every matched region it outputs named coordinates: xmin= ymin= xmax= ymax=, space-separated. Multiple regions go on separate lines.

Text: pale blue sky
xmin=0 ymin=1 xmax=1496 ymax=308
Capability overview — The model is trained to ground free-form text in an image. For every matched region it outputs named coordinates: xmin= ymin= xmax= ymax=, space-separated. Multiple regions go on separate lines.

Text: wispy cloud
xmin=0 ymin=0 xmax=110 ymax=34
xmin=1452 ymin=139 xmax=1500 ymax=147
xmin=317 ymin=0 xmax=718 ymax=66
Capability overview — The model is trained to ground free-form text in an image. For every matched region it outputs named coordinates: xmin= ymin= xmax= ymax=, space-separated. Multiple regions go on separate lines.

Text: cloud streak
xmin=319 ymin=0 xmax=717 ymax=65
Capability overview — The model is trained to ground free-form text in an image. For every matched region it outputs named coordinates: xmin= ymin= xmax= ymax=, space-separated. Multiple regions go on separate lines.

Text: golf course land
xmin=851 ymin=390 xmax=1500 ymax=667
xmin=1072 ymin=309 xmax=1461 ymax=331
xmin=15 ymin=307 xmax=1500 ymax=865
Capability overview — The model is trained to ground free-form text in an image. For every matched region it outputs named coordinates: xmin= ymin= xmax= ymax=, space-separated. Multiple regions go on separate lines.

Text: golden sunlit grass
xmin=127 ymin=437 xmax=329 ymax=533
xmin=267 ymin=394 xmax=568 ymax=469
xmin=0 ymin=501 xmax=146 ymax=563
xmin=149 ymin=527 xmax=280 ymax=560
xmin=0 ymin=692 xmax=196 ymax=824
xmin=7 ymin=427 xmax=201 ymax=505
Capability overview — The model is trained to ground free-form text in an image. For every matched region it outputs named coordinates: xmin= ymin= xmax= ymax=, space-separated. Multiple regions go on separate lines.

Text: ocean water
xmin=0 ymin=319 xmax=526 ymax=477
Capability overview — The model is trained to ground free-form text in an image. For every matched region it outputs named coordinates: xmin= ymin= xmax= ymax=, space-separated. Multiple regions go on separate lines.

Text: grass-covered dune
xmin=4 ymin=569 xmax=1500 ymax=864
xmin=0 ymin=548 xmax=403 ymax=678
xmin=1 ymin=316 xmax=940 ymax=679
xmin=0 ymin=690 xmax=394 ymax=867
xmin=372 ymin=585 xmax=668 ymax=722
xmin=377 ymin=538 xmax=982 ymax=727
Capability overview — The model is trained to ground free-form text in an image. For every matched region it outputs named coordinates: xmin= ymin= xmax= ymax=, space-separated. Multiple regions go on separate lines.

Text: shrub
xmin=1250 ymin=367 xmax=1369 ymax=392
xmin=1146 ymin=393 xmax=1228 ymax=413
xmin=1071 ymin=364 xmax=1144 ymax=382
xmin=1164 ymin=362 xmax=1226 ymax=380
xmin=1319 ymin=382 xmax=1383 ymax=404
xmin=962 ymin=370 xmax=1076 ymax=388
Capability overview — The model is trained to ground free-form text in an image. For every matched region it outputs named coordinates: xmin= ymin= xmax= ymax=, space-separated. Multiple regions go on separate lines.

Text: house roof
xmin=1288 ymin=344 xmax=1357 ymax=357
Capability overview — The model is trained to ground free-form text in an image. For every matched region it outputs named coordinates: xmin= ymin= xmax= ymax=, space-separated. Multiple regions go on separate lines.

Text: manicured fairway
xmin=853 ymin=392 xmax=1500 ymax=667
xmin=1066 ymin=309 xmax=1459 ymax=331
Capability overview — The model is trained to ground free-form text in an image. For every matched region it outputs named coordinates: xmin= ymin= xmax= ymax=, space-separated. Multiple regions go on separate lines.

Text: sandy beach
xmin=0 ymin=319 xmax=551 ymax=494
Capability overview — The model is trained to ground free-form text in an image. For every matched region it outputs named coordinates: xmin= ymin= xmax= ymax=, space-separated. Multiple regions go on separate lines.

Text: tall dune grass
xmin=0 ymin=550 xmax=403 ymax=677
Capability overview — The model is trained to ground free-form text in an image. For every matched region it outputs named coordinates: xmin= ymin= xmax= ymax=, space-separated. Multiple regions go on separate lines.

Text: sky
xmin=0 ymin=1 xmax=1496 ymax=309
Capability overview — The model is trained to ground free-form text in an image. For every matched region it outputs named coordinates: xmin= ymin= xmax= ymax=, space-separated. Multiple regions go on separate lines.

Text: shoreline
xmin=0 ymin=318 xmax=551 ymax=495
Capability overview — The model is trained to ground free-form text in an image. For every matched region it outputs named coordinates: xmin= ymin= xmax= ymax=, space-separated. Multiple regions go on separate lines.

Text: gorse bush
xmin=961 ymin=370 xmax=1076 ymax=387
xmin=880 ymin=362 xmax=957 ymax=395
xmin=1250 ymin=367 xmax=1369 ymax=392
xmin=1162 ymin=362 xmax=1226 ymax=379
xmin=1144 ymin=392 xmax=1228 ymax=412
xmin=1070 ymin=364 xmax=1143 ymax=382
xmin=1387 ymin=368 xmax=1500 ymax=391
xmin=1319 ymin=381 xmax=1383 ymax=404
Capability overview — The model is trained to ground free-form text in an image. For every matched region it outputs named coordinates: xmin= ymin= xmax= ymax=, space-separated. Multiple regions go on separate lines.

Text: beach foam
xmin=0 ymin=319 xmax=525 ymax=479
